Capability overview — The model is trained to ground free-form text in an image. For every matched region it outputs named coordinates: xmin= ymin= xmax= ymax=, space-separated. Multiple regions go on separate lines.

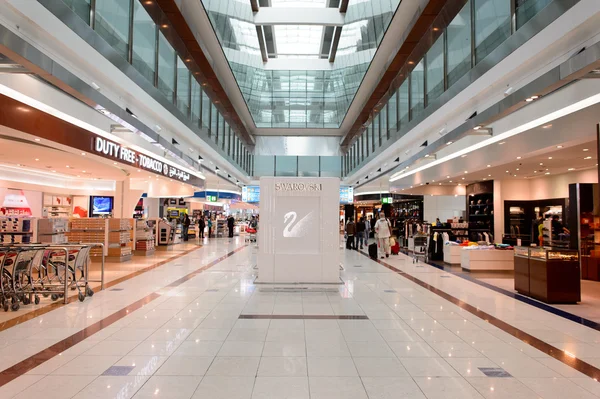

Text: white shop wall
xmin=424 ymin=195 xmax=466 ymax=223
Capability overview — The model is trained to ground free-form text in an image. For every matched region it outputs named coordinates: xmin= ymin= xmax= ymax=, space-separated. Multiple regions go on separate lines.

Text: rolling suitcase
xmin=391 ymin=242 xmax=400 ymax=255
xmin=368 ymin=243 xmax=378 ymax=260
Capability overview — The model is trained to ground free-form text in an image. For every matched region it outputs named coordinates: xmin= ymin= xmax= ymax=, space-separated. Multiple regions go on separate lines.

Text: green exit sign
xmin=208 ymin=195 xmax=217 ymax=202
xmin=382 ymin=197 xmax=393 ymax=204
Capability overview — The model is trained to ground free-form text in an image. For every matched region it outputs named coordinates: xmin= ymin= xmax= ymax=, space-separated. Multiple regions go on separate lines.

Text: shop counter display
xmin=461 ymin=247 xmax=514 ymax=271
xmin=514 ymin=246 xmax=580 ymax=303
xmin=443 ymin=245 xmax=461 ymax=264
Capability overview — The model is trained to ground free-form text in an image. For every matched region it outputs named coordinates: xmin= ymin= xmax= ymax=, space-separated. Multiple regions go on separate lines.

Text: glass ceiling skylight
xmin=270 ymin=0 xmax=327 ymax=7
xmin=272 ymin=25 xmax=324 ymax=58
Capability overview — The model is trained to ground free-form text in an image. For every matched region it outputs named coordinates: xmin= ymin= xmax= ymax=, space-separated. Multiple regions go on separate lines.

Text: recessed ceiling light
xmin=499 ymin=142 xmax=505 ymax=145
xmin=113 ymin=162 xmax=117 ymax=165
xmin=82 ymin=170 xmax=86 ymax=173
xmin=516 ymin=168 xmax=519 ymax=171
xmin=516 ymin=157 xmax=521 ymax=159
xmin=461 ymin=155 xmax=467 ymax=158
xmin=446 ymin=176 xmax=450 ymax=178
xmin=539 ymin=163 xmax=543 ymax=166
xmin=449 ymin=180 xmax=452 ymax=183
xmin=77 ymin=175 xmax=80 ymax=177
xmin=486 ymin=165 xmax=491 ymax=167
xmin=506 ymin=170 xmax=509 ymax=173
xmin=439 ymin=183 xmax=441 ymax=185
xmin=81 ymin=152 xmax=86 ymax=156
xmin=548 ymin=157 xmax=552 ymax=159
xmin=545 ymin=172 xmax=550 ymax=175
xmin=568 ymin=168 xmax=575 ymax=171
xmin=530 ymin=95 xmax=539 ymax=99
xmin=585 ymin=156 xmax=592 ymax=159
xmin=583 ymin=148 xmax=589 ymax=152
xmin=462 ymin=177 xmax=465 ymax=180
xmin=542 ymin=124 xmax=552 ymax=129
xmin=458 ymin=183 xmax=461 ymax=186
xmin=473 ymin=126 xmax=481 ymax=130
xmin=16 ymin=163 xmax=21 ymax=166
xmin=52 ymin=170 xmax=56 ymax=173
xmin=525 ymin=98 xmax=533 ymax=102
xmin=34 ymin=138 xmax=40 ymax=142
xmin=35 ymin=158 xmax=39 ymax=161
xmin=488 ymin=174 xmax=491 ymax=177
xmin=446 ymin=141 xmax=453 ymax=145
xmin=464 ymin=171 xmax=468 ymax=174
xmin=534 ymin=171 xmax=537 ymax=173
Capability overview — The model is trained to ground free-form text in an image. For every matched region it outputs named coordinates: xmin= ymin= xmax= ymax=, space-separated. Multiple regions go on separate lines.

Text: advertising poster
xmin=0 ymin=188 xmax=42 ymax=217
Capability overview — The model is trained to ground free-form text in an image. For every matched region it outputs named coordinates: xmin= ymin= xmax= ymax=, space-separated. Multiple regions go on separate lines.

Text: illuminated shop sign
xmin=94 ymin=137 xmax=191 ymax=182
xmin=242 ymin=186 xmax=260 ymax=203
xmin=274 ymin=182 xmax=323 ymax=192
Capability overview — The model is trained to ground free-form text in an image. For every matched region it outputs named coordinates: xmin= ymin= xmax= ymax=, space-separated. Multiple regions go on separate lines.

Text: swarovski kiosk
xmin=257 ymin=177 xmax=340 ymax=284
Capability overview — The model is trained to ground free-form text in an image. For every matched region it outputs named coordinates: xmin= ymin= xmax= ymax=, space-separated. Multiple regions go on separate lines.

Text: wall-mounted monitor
xmin=90 ymin=196 xmax=114 ymax=216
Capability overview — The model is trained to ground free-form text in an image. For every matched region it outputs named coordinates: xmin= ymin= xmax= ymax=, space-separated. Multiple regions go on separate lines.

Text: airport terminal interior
xmin=1 ymin=0 xmax=600 ymax=397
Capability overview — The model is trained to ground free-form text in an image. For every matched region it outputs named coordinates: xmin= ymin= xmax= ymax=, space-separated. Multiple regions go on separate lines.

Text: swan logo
xmin=283 ymin=211 xmax=314 ymax=238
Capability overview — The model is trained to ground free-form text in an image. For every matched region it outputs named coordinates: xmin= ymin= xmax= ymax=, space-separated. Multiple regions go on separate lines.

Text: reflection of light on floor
xmin=239 ymin=278 xmax=255 ymax=295
xmin=115 ymin=356 xmax=160 ymax=399
xmin=565 ymin=350 xmax=576 ymax=358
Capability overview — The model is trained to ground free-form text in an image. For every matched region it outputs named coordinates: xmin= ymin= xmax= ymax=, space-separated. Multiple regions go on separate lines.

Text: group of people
xmin=181 ymin=214 xmax=258 ymax=241
xmin=345 ymin=212 xmax=393 ymax=258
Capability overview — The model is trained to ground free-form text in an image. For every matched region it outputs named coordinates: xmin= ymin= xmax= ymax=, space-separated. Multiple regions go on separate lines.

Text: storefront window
xmin=63 ymin=0 xmax=91 ymax=24
xmin=474 ymin=0 xmax=511 ymax=64
xmin=381 ymin=105 xmax=388 ymax=141
xmin=176 ymin=57 xmax=190 ymax=117
xmin=410 ymin=60 xmax=425 ymax=119
xmin=94 ymin=0 xmax=131 ymax=60
xmin=157 ymin=32 xmax=176 ymax=102
xmin=211 ymin=106 xmax=219 ymax=139
xmin=426 ymin=33 xmax=445 ymax=104
xmin=132 ymin=1 xmax=156 ymax=84
xmin=447 ymin=1 xmax=472 ymax=87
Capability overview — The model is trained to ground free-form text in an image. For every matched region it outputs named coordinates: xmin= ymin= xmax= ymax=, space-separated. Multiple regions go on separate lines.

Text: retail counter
xmin=514 ymin=247 xmax=580 ymax=303
xmin=461 ymin=248 xmax=514 ymax=271
xmin=443 ymin=245 xmax=461 ymax=264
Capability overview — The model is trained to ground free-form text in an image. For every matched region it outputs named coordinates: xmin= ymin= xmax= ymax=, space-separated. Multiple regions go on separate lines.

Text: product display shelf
xmin=135 ymin=219 xmax=155 ymax=256
xmin=461 ymin=248 xmax=514 ymax=271
xmin=0 ymin=216 xmax=37 ymax=244
xmin=67 ymin=218 xmax=108 ymax=257
xmin=107 ymin=219 xmax=133 ymax=262
xmin=37 ymin=218 xmax=69 ymax=244
xmin=514 ymin=246 xmax=580 ymax=303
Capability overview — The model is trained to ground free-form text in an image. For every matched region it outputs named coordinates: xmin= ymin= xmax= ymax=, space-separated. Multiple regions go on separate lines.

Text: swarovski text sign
xmin=94 ymin=137 xmax=191 ymax=182
xmin=274 ymin=182 xmax=323 ymax=192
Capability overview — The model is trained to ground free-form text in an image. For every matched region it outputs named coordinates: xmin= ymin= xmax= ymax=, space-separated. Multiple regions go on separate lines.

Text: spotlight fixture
xmin=125 ymin=107 xmax=137 ymax=118
xmin=198 ymin=155 xmax=204 ymax=162
xmin=172 ymin=138 xmax=179 ymax=145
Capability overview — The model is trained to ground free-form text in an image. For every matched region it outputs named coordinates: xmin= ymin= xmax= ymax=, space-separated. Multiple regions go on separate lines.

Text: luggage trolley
xmin=412 ymin=233 xmax=429 ymax=264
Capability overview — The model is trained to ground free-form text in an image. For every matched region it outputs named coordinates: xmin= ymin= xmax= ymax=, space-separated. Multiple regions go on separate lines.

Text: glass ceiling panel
xmin=270 ymin=0 xmax=328 ymax=7
xmin=273 ymin=25 xmax=324 ymax=58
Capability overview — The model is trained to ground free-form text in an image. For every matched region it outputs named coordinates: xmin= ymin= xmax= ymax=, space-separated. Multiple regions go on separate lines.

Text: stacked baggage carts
xmin=0 ymin=243 xmax=104 ymax=311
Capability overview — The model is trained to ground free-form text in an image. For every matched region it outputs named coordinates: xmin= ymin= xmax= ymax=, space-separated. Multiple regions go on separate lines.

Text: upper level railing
xmin=254 ymin=156 xmax=342 ymax=178
xmin=342 ymin=0 xmax=569 ymax=178
xmin=49 ymin=0 xmax=253 ymax=175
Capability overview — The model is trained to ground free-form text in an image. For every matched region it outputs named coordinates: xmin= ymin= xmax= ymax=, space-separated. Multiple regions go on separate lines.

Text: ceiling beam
xmin=256 ymin=25 xmax=268 ymax=62
xmin=329 ymin=26 xmax=342 ymax=63
xmin=253 ymin=7 xmax=344 ymax=26
xmin=249 ymin=0 xmax=259 ymax=12
xmin=339 ymin=0 xmax=349 ymax=13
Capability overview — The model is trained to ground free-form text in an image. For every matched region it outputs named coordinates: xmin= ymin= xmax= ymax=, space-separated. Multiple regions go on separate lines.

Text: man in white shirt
xmin=375 ymin=212 xmax=392 ymax=258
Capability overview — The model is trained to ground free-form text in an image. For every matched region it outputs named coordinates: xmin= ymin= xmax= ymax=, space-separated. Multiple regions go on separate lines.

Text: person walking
xmin=375 ymin=212 xmax=392 ymax=258
xmin=227 ymin=215 xmax=235 ymax=238
xmin=356 ymin=217 xmax=366 ymax=250
xmin=182 ymin=214 xmax=191 ymax=241
xmin=345 ymin=217 xmax=356 ymax=250
xmin=198 ymin=217 xmax=205 ymax=240
xmin=207 ymin=217 xmax=213 ymax=238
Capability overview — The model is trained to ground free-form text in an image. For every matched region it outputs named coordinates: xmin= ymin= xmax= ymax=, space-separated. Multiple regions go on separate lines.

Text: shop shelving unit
xmin=135 ymin=219 xmax=155 ymax=256
xmin=0 ymin=216 xmax=36 ymax=244
xmin=107 ymin=219 xmax=133 ymax=262
xmin=466 ymin=181 xmax=494 ymax=242
xmin=37 ymin=218 xmax=69 ymax=244
xmin=67 ymin=218 xmax=107 ymax=257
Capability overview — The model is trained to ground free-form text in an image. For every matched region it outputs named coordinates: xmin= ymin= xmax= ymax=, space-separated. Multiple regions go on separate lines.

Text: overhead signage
xmin=381 ymin=197 xmax=394 ymax=204
xmin=94 ymin=136 xmax=191 ymax=183
xmin=242 ymin=186 xmax=260 ymax=203
xmin=339 ymin=186 xmax=354 ymax=204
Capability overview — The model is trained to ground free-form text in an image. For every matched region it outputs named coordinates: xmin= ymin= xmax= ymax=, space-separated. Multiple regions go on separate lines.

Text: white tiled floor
xmin=1 ymin=238 xmax=600 ymax=398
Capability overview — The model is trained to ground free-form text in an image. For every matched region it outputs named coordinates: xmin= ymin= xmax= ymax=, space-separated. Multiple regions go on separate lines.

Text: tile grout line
xmin=358 ymin=251 xmax=600 ymax=382
xmin=0 ymin=245 xmax=203 ymax=333
xmin=0 ymin=244 xmax=248 ymax=388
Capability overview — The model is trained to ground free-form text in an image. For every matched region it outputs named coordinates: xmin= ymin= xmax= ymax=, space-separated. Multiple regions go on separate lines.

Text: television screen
xmin=169 ymin=210 xmax=180 ymax=218
xmin=91 ymin=196 xmax=113 ymax=215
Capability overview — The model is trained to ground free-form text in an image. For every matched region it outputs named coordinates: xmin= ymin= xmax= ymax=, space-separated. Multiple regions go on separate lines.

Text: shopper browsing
xmin=207 ymin=217 xmax=213 ymax=238
xmin=227 ymin=215 xmax=235 ymax=238
xmin=182 ymin=214 xmax=191 ymax=241
xmin=198 ymin=217 xmax=205 ymax=240
xmin=356 ymin=217 xmax=366 ymax=250
xmin=345 ymin=217 xmax=356 ymax=250
xmin=375 ymin=212 xmax=392 ymax=258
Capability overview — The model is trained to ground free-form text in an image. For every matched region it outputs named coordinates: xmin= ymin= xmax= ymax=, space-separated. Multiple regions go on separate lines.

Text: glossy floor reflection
xmin=0 ymin=238 xmax=599 ymax=398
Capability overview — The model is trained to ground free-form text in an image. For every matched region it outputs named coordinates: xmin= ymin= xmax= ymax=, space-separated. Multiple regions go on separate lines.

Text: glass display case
xmin=513 ymin=246 xmax=580 ymax=303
